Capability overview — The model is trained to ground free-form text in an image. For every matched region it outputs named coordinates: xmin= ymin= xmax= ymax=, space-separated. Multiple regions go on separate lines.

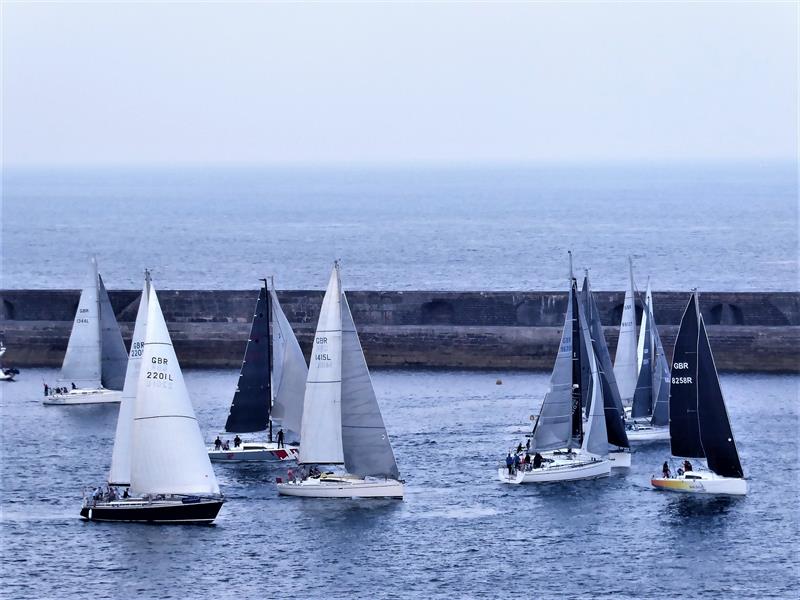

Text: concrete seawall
xmin=2 ymin=289 xmax=798 ymax=372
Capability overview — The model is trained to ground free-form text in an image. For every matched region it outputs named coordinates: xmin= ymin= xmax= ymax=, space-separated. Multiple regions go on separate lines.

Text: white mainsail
xmin=614 ymin=258 xmax=639 ymax=404
xmin=60 ymin=257 xmax=102 ymax=388
xmin=108 ymin=273 xmax=150 ymax=486
xmin=298 ymin=265 xmax=345 ymax=465
xmin=269 ymin=286 xmax=308 ymax=442
xmin=130 ymin=283 xmax=220 ymax=496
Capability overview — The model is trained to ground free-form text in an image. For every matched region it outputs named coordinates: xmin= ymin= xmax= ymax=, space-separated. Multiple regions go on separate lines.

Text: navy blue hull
xmin=80 ymin=499 xmax=223 ymax=524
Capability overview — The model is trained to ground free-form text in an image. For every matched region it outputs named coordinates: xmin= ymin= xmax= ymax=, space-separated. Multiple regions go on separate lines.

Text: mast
xmin=570 ymin=277 xmax=583 ymax=448
xmin=264 ymin=277 xmax=273 ymax=443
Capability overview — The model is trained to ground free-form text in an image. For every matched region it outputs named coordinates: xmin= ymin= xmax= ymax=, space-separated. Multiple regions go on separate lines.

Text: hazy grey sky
xmin=2 ymin=1 xmax=797 ymax=166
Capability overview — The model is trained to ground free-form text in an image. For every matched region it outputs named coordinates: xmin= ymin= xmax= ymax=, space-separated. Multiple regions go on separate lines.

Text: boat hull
xmin=651 ymin=473 xmax=747 ymax=496
xmin=498 ymin=455 xmax=611 ymax=484
xmin=208 ymin=443 xmax=298 ymax=462
xmin=609 ymin=450 xmax=632 ymax=469
xmin=80 ymin=498 xmax=224 ymax=523
xmin=277 ymin=477 xmax=404 ymax=498
xmin=626 ymin=425 xmax=670 ymax=443
xmin=43 ymin=389 xmax=120 ymax=405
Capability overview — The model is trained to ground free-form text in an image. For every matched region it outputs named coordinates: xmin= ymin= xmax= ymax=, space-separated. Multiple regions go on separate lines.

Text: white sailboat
xmin=614 ymin=257 xmax=639 ymax=406
xmin=208 ymin=279 xmax=308 ymax=462
xmin=498 ymin=263 xmax=611 ymax=484
xmin=44 ymin=257 xmax=127 ymax=405
xmin=651 ymin=292 xmax=747 ymax=495
xmin=277 ymin=262 xmax=403 ymax=499
xmin=82 ymin=273 xmax=225 ymax=522
xmin=626 ymin=280 xmax=670 ymax=443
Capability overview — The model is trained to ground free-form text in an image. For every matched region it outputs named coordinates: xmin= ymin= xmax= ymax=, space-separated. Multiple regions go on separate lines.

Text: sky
xmin=2 ymin=1 xmax=797 ymax=166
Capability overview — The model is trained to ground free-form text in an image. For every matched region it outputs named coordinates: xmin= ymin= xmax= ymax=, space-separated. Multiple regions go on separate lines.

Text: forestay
xmin=269 ymin=286 xmax=308 ymax=442
xmin=225 ymin=285 xmax=271 ymax=433
xmin=108 ymin=273 xmax=150 ymax=486
xmin=298 ymin=266 xmax=345 ymax=465
xmin=130 ymin=284 xmax=220 ymax=496
xmin=98 ymin=275 xmax=128 ymax=391
xmin=60 ymin=257 xmax=102 ymax=388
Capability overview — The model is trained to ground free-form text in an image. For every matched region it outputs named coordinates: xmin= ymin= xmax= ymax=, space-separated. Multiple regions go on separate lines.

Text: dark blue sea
xmin=1 ymin=163 xmax=797 ymax=291
xmin=1 ymin=369 xmax=798 ymax=599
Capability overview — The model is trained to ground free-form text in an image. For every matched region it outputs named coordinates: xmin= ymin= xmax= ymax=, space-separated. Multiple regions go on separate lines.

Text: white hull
xmin=208 ymin=443 xmax=298 ymax=462
xmin=626 ymin=423 xmax=670 ymax=443
xmin=0 ymin=372 xmax=16 ymax=382
xmin=277 ymin=475 xmax=404 ymax=498
xmin=609 ymin=450 xmax=632 ymax=469
xmin=498 ymin=453 xmax=611 ymax=484
xmin=651 ymin=471 xmax=747 ymax=496
xmin=43 ymin=389 xmax=121 ymax=405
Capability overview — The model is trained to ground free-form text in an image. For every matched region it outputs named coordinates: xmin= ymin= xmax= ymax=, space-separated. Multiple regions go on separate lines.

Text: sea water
xmin=0 ymin=369 xmax=797 ymax=599
xmin=2 ymin=163 xmax=797 ymax=291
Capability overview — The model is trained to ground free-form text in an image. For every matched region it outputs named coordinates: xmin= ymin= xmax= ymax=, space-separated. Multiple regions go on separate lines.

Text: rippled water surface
xmin=1 ymin=369 xmax=798 ymax=599
xmin=2 ymin=164 xmax=797 ymax=291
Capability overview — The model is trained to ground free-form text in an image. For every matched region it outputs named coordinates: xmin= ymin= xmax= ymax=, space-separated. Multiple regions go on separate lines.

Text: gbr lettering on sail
xmin=671 ymin=362 xmax=693 ymax=385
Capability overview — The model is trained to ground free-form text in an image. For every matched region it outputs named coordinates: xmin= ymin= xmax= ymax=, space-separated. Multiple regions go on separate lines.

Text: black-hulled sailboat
xmin=208 ymin=279 xmax=307 ymax=462
xmin=580 ymin=271 xmax=632 ymax=468
xmin=650 ymin=292 xmax=746 ymax=496
xmin=626 ymin=279 xmax=670 ymax=442
xmin=81 ymin=272 xmax=225 ymax=523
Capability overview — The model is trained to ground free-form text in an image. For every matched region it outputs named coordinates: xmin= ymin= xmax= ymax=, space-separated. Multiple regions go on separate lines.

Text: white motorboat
xmin=626 ymin=278 xmax=671 ymax=443
xmin=650 ymin=292 xmax=747 ymax=496
xmin=208 ymin=279 xmax=307 ymax=463
xmin=277 ymin=262 xmax=404 ymax=499
xmin=498 ymin=256 xmax=611 ymax=485
xmin=44 ymin=257 xmax=127 ymax=405
xmin=82 ymin=272 xmax=225 ymax=523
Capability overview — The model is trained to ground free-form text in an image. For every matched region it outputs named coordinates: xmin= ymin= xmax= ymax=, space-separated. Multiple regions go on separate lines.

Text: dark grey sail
xmin=630 ymin=306 xmax=653 ymax=419
xmin=340 ymin=292 xmax=400 ymax=479
xmin=697 ymin=313 xmax=744 ymax=478
xmin=225 ymin=284 xmax=271 ymax=433
xmin=531 ymin=282 xmax=575 ymax=452
xmin=668 ymin=294 xmax=704 ymax=458
xmin=98 ymin=275 xmax=128 ymax=391
xmin=650 ymin=310 xmax=670 ymax=427
xmin=581 ymin=275 xmax=628 ymax=448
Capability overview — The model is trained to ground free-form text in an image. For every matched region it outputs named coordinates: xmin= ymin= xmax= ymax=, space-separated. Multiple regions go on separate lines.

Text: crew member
xmin=277 ymin=428 xmax=285 ymax=449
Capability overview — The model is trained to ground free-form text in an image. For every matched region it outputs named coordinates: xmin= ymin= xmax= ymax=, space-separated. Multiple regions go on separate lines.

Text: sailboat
xmin=498 ymin=261 xmax=611 ymax=484
xmin=43 ymin=257 xmax=127 ymax=405
xmin=626 ymin=280 xmax=670 ymax=442
xmin=650 ymin=292 xmax=747 ymax=496
xmin=276 ymin=262 xmax=404 ymax=499
xmin=81 ymin=272 xmax=225 ymax=522
xmin=0 ymin=341 xmax=20 ymax=381
xmin=208 ymin=279 xmax=308 ymax=462
xmin=614 ymin=257 xmax=639 ymax=406
xmin=580 ymin=270 xmax=632 ymax=468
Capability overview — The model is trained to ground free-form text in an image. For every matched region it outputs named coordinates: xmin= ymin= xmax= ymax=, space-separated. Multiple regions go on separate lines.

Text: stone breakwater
xmin=1 ymin=290 xmax=798 ymax=372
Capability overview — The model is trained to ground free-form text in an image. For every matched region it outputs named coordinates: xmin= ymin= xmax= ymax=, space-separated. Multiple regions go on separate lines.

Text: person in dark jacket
xmin=234 ymin=435 xmax=242 ymax=448
xmin=513 ymin=453 xmax=521 ymax=473
xmin=214 ymin=436 xmax=222 ymax=450
xmin=277 ymin=428 xmax=285 ymax=448
xmin=662 ymin=461 xmax=671 ymax=478
xmin=505 ymin=453 xmax=514 ymax=475
xmin=683 ymin=460 xmax=693 ymax=472
xmin=533 ymin=452 xmax=543 ymax=469
xmin=43 ymin=383 xmax=49 ymax=396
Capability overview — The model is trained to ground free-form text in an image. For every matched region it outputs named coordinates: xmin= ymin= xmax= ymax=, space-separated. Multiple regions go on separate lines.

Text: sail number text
xmin=145 ymin=356 xmax=173 ymax=382
xmin=76 ymin=308 xmax=90 ymax=324
xmin=130 ymin=341 xmax=144 ymax=358
xmin=671 ymin=362 xmax=692 ymax=384
xmin=315 ymin=336 xmax=331 ymax=362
